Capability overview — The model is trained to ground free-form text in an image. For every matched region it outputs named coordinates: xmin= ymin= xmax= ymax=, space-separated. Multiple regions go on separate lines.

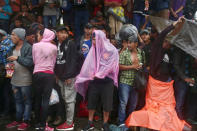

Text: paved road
xmin=1 ymin=115 xmax=197 ymax=131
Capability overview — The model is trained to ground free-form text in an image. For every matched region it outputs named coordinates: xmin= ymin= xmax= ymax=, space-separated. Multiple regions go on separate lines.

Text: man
xmin=75 ymin=30 xmax=119 ymax=131
xmin=104 ymin=0 xmax=126 ymax=36
xmin=184 ymin=0 xmax=197 ymax=19
xmin=41 ymin=0 xmax=59 ymax=28
xmin=60 ymin=0 xmax=73 ymax=29
xmin=150 ymin=0 xmax=170 ymax=19
xmin=132 ymin=0 xmax=147 ymax=30
xmin=6 ymin=28 xmax=33 ymax=131
xmin=126 ymin=17 xmax=191 ymax=131
xmin=80 ymin=23 xmax=93 ymax=58
xmin=186 ymin=58 xmax=197 ymax=124
xmin=139 ymin=29 xmax=151 ymax=70
xmin=170 ymin=0 xmax=187 ymax=20
xmin=55 ymin=26 xmax=79 ymax=130
xmin=74 ymin=0 xmax=90 ymax=46
xmin=0 ymin=29 xmax=14 ymax=117
xmin=25 ymin=28 xmax=36 ymax=45
xmin=118 ymin=34 xmax=145 ymax=130
xmin=173 ymin=47 xmax=195 ymax=120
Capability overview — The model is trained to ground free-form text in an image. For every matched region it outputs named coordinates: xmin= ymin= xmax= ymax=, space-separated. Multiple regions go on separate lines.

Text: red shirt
xmin=10 ymin=0 xmax=21 ymax=12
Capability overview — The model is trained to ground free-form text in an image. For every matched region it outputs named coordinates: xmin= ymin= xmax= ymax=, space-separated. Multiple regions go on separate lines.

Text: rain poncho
xmin=119 ymin=24 xmax=138 ymax=41
xmin=75 ymin=30 xmax=119 ymax=98
xmin=126 ymin=76 xmax=187 ymax=131
xmin=150 ymin=16 xmax=197 ymax=59
xmin=115 ymin=24 xmax=138 ymax=46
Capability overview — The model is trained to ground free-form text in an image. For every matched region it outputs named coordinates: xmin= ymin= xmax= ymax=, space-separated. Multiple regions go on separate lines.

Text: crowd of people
xmin=0 ymin=0 xmax=197 ymax=131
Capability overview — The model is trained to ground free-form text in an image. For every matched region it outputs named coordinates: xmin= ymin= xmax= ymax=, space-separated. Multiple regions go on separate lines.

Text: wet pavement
xmin=1 ymin=115 xmax=197 ymax=131
xmin=0 ymin=115 xmax=103 ymax=131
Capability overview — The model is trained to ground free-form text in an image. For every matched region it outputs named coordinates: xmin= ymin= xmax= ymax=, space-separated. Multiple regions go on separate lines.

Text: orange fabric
xmin=126 ymin=75 xmax=187 ymax=131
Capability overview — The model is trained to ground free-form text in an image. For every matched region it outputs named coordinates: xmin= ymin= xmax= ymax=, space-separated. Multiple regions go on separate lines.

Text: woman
xmin=32 ymin=28 xmax=57 ymax=130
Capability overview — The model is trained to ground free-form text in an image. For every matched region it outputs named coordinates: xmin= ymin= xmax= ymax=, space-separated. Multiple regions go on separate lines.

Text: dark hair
xmin=39 ymin=29 xmax=45 ymax=36
xmin=92 ymin=32 xmax=96 ymax=38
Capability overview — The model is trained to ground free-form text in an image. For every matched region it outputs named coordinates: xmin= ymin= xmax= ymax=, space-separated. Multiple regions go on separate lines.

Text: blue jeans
xmin=74 ymin=10 xmax=89 ymax=46
xmin=43 ymin=15 xmax=57 ymax=28
xmin=174 ymin=78 xmax=189 ymax=120
xmin=12 ymin=85 xmax=32 ymax=121
xmin=133 ymin=13 xmax=145 ymax=31
xmin=118 ymin=83 xmax=138 ymax=125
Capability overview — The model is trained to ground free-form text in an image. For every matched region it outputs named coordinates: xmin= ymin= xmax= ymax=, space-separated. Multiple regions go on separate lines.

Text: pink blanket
xmin=75 ymin=30 xmax=119 ymax=98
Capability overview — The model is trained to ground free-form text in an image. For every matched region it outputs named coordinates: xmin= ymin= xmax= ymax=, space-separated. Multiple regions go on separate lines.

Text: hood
xmin=41 ymin=28 xmax=55 ymax=42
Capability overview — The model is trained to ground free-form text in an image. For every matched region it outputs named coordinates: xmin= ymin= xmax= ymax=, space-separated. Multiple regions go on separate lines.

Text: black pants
xmin=87 ymin=77 xmax=114 ymax=112
xmin=186 ymin=87 xmax=197 ymax=120
xmin=33 ymin=72 xmax=55 ymax=126
xmin=48 ymin=83 xmax=65 ymax=119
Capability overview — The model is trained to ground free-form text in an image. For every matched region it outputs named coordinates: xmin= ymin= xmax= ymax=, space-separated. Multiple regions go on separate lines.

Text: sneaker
xmin=101 ymin=123 xmax=110 ymax=131
xmin=17 ymin=122 xmax=29 ymax=130
xmin=46 ymin=116 xmax=53 ymax=123
xmin=94 ymin=115 xmax=101 ymax=122
xmin=6 ymin=121 xmax=21 ymax=128
xmin=119 ymin=125 xmax=129 ymax=131
xmin=187 ymin=118 xmax=197 ymax=125
xmin=52 ymin=116 xmax=62 ymax=126
xmin=81 ymin=121 xmax=94 ymax=131
xmin=35 ymin=123 xmax=45 ymax=130
xmin=45 ymin=123 xmax=54 ymax=131
xmin=56 ymin=122 xmax=74 ymax=131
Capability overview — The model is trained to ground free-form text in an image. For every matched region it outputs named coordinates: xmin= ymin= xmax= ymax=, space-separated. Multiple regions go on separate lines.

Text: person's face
xmin=110 ymin=39 xmax=116 ymax=46
xmin=141 ymin=33 xmax=150 ymax=43
xmin=26 ymin=34 xmax=35 ymax=45
xmin=37 ymin=16 xmax=43 ymax=24
xmin=36 ymin=31 xmax=43 ymax=42
xmin=21 ymin=5 xmax=28 ymax=12
xmin=15 ymin=20 xmax=22 ymax=27
xmin=122 ymin=40 xmax=127 ymax=48
xmin=97 ymin=16 xmax=103 ymax=21
xmin=127 ymin=41 xmax=137 ymax=51
xmin=56 ymin=30 xmax=68 ymax=42
xmin=162 ymin=40 xmax=171 ymax=49
xmin=84 ymin=28 xmax=92 ymax=35
xmin=11 ymin=32 xmax=20 ymax=45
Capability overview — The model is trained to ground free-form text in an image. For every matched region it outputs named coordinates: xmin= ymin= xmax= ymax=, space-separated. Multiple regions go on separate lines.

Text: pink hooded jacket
xmin=75 ymin=30 xmax=119 ymax=98
xmin=32 ymin=28 xmax=57 ymax=74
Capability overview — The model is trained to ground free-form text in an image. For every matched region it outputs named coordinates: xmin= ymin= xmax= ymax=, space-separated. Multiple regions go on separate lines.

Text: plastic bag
xmin=107 ymin=7 xmax=126 ymax=23
xmin=118 ymin=24 xmax=138 ymax=42
xmin=5 ymin=63 xmax=14 ymax=78
xmin=49 ymin=89 xmax=59 ymax=105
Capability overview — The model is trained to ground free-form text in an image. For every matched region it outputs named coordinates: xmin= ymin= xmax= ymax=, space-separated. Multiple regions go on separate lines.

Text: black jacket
xmin=173 ymin=47 xmax=193 ymax=81
xmin=55 ymin=38 xmax=79 ymax=81
xmin=150 ymin=25 xmax=174 ymax=82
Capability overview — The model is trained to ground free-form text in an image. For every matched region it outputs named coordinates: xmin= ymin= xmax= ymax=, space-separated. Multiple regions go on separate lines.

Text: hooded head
xmin=40 ymin=28 xmax=55 ymax=42
xmin=75 ymin=30 xmax=119 ymax=98
xmin=119 ymin=24 xmax=138 ymax=41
